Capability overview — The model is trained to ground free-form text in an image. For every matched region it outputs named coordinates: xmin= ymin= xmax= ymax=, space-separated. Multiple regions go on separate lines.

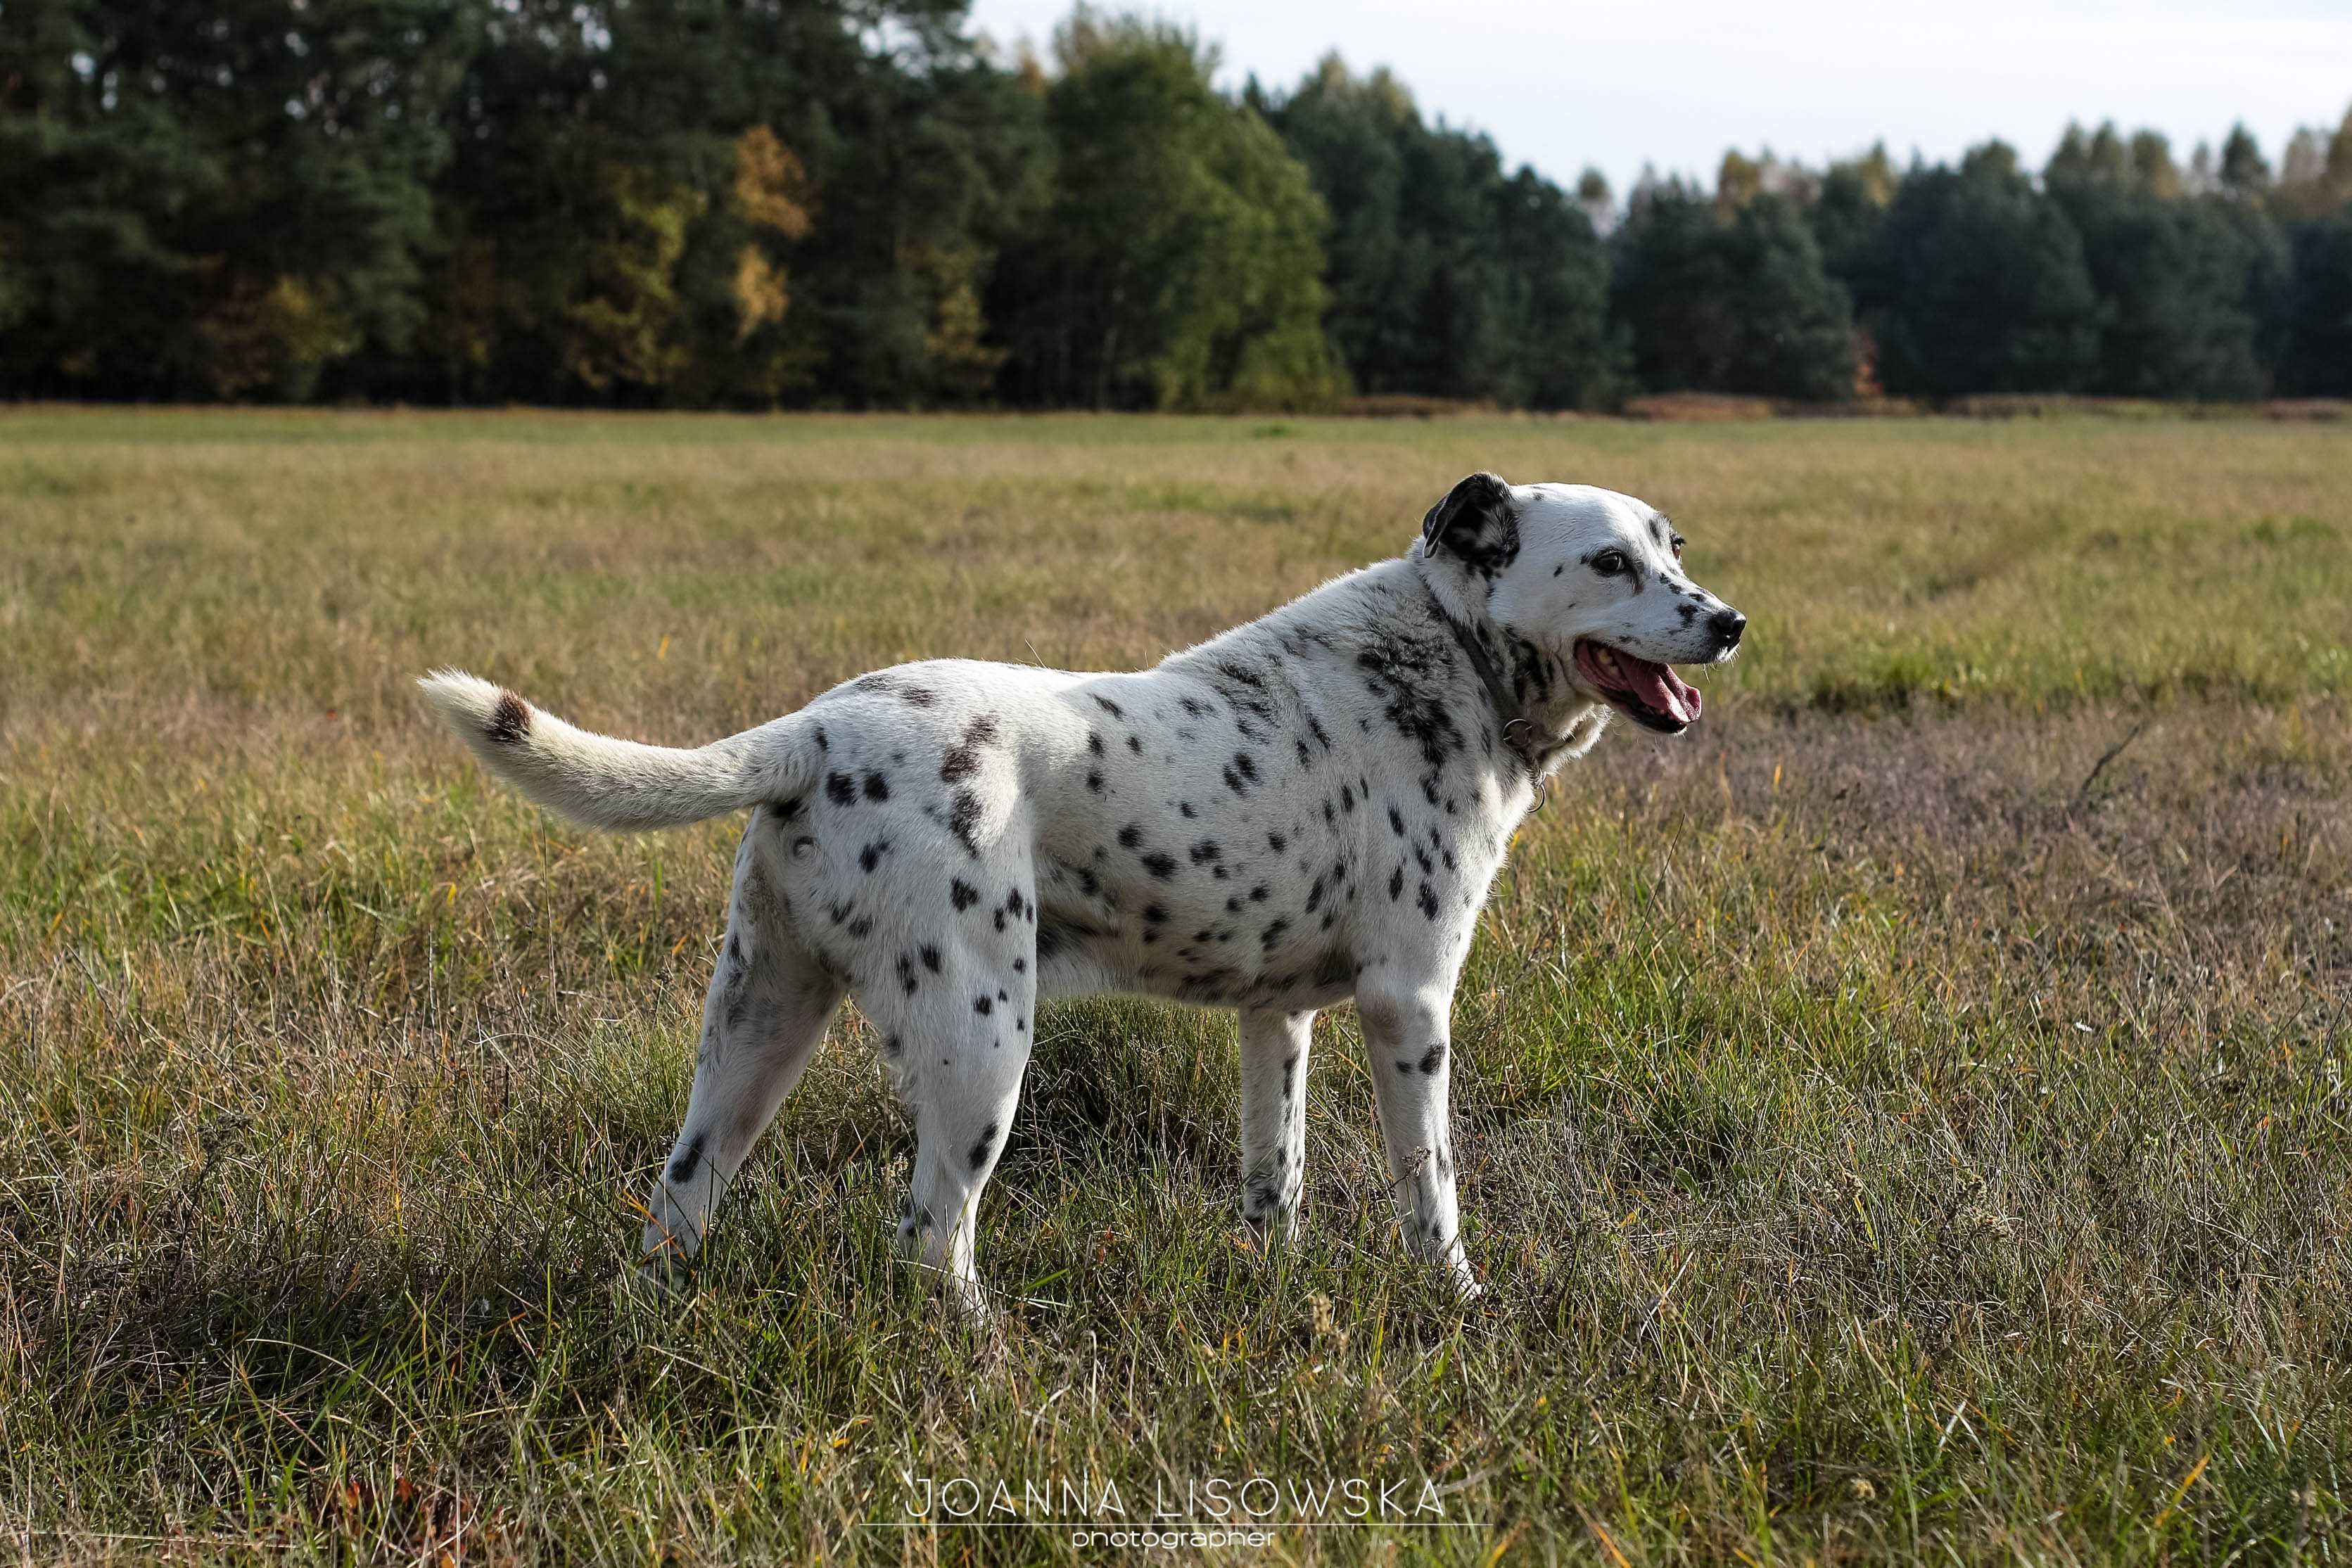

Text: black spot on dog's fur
xmin=1418 ymin=1044 xmax=1445 ymax=1075
xmin=1190 ymin=839 xmax=1221 ymax=864
xmin=1418 ymin=882 xmax=1439 ymax=920
xmin=897 ymin=955 xmax=919 ymax=994
xmin=1356 ymin=643 xmax=1469 ymax=772
xmin=863 ymin=772 xmax=890 ymax=801
xmin=1140 ymin=851 xmax=1176 ymax=880
xmin=969 ymin=1123 xmax=998 ymax=1171
xmin=1127 ymin=734 xmax=1143 ymax=754
xmin=1267 ymin=831 xmax=1287 ymax=854
xmin=920 ymin=945 xmax=943 ymax=973
xmin=847 ymin=914 xmax=874 ymax=938
xmin=1261 ymin=918 xmax=1288 ymax=949
xmin=939 ymin=715 xmax=1000 ymax=785
xmin=1118 ymin=824 xmax=1143 ymax=848
xmin=485 ymin=691 xmax=530 ymax=746
xmin=951 ymin=879 xmax=979 ymax=910
xmin=860 ymin=840 xmax=889 ymax=873
xmin=1217 ymin=661 xmax=1265 ymax=690
xmin=1389 ymin=805 xmax=1406 ymax=836
xmin=974 ymin=995 xmax=992 ymax=1015
xmin=948 ymin=790 xmax=983 ymax=856
xmin=827 ymin=772 xmax=856 ymax=805
xmin=1093 ymin=695 xmax=1124 ymax=719
xmin=666 ymin=1130 xmax=706 ymax=1180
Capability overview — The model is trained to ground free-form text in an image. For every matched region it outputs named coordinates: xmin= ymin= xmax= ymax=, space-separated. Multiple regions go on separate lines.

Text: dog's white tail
xmin=417 ymin=670 xmax=816 ymax=831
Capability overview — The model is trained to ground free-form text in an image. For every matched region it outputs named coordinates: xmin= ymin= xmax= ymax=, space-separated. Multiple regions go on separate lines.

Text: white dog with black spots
xmin=421 ymin=472 xmax=1746 ymax=1312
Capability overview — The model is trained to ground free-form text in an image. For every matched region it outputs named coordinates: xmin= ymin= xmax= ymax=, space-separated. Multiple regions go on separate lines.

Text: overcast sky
xmin=964 ymin=0 xmax=2352 ymax=198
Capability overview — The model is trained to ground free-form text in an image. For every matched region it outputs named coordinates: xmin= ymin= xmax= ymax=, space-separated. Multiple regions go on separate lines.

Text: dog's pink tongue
xmin=1620 ymin=656 xmax=1701 ymax=724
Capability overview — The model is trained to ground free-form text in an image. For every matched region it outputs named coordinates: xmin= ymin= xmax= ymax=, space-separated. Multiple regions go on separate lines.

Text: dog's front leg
xmin=1238 ymin=1007 xmax=1314 ymax=1247
xmin=1354 ymin=976 xmax=1480 ymax=1298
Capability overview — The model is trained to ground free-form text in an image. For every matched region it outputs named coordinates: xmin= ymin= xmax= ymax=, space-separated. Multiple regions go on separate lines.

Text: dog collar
xmin=1425 ymin=588 xmax=1543 ymax=779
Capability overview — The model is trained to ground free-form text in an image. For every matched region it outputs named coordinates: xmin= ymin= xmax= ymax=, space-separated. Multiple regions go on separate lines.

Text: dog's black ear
xmin=1420 ymin=471 xmax=1519 ymax=578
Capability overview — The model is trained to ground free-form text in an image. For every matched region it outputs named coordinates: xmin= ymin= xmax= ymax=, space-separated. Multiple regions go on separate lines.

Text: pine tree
xmin=1262 ymin=54 xmax=1615 ymax=407
xmin=1613 ymin=184 xmax=1852 ymax=400
xmin=1867 ymin=144 xmax=2102 ymax=397
xmin=994 ymin=13 xmax=1337 ymax=409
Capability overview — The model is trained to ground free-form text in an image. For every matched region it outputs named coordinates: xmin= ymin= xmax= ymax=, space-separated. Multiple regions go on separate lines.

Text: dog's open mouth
xmin=1574 ymin=640 xmax=1703 ymax=734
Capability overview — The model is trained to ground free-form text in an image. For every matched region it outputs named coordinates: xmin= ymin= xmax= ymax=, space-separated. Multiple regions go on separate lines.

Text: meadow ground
xmin=1 ymin=407 xmax=2348 ymax=1564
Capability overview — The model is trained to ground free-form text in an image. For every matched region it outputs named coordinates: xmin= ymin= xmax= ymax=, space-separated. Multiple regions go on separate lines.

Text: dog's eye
xmin=1670 ymin=535 xmax=1685 ymax=560
xmin=1590 ymin=550 xmax=1628 ymax=577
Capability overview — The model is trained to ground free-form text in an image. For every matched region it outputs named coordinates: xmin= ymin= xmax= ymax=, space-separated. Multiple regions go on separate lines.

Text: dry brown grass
xmin=1 ymin=407 xmax=2347 ymax=1563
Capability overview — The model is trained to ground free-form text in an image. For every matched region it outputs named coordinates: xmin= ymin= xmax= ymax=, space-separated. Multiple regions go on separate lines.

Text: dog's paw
xmin=630 ymin=1251 xmax=697 ymax=1304
xmin=943 ymin=1276 xmax=999 ymax=1329
xmin=1443 ymin=1258 xmax=1488 ymax=1306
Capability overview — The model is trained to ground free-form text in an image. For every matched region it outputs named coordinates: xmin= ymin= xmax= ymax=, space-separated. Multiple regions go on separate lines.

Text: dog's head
xmin=1416 ymin=471 xmax=1744 ymax=736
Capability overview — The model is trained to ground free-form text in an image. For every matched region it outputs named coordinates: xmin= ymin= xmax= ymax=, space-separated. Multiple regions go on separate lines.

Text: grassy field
xmin=1 ymin=407 xmax=2347 ymax=1564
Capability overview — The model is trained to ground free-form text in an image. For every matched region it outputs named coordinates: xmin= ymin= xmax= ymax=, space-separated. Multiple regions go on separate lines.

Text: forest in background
xmin=2 ymin=0 xmax=2349 ymax=409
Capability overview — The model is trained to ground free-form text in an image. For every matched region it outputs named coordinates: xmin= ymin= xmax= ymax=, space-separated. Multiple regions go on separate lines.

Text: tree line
xmin=3 ymin=0 xmax=2348 ymax=408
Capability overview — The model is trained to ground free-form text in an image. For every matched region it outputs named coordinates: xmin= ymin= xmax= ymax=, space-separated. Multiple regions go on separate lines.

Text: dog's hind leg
xmin=642 ymin=824 xmax=842 ymax=1280
xmin=865 ymin=905 xmax=1038 ymax=1318
xmin=1238 ymin=1007 xmax=1314 ymax=1247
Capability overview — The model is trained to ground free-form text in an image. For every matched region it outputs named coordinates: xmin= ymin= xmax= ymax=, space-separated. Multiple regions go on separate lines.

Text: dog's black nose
xmin=1710 ymin=608 xmax=1747 ymax=648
